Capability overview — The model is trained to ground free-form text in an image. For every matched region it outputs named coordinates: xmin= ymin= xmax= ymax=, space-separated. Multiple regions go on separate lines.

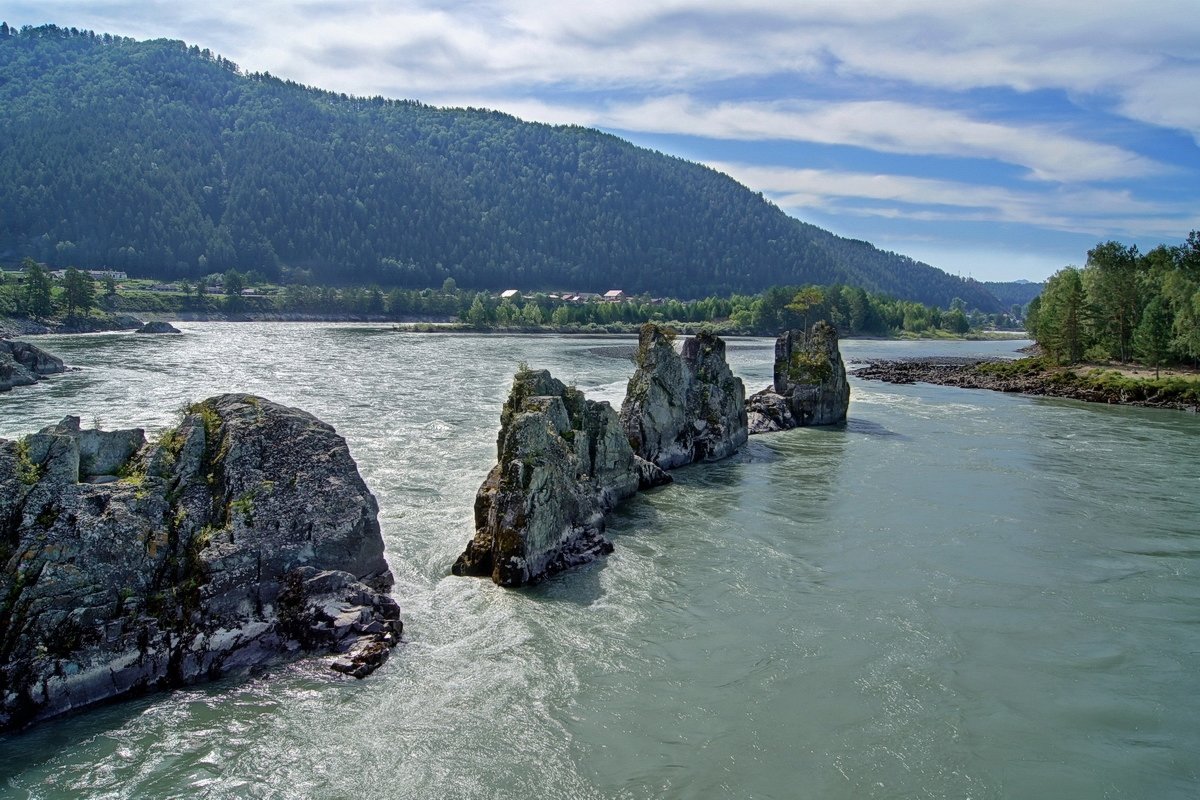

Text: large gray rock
xmin=452 ymin=368 xmax=670 ymax=587
xmin=746 ymin=322 xmax=850 ymax=432
xmin=0 ymin=395 xmax=399 ymax=732
xmin=620 ymin=325 xmax=748 ymax=469
xmin=0 ymin=340 xmax=65 ymax=392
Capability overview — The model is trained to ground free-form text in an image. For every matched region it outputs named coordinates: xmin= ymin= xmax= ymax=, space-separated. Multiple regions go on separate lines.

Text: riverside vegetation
xmin=855 ymin=234 xmax=1200 ymax=412
xmin=1 ymin=260 xmax=1023 ymax=340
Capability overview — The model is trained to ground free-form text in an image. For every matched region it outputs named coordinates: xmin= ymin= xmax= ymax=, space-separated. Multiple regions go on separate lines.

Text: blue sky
xmin=7 ymin=0 xmax=1200 ymax=281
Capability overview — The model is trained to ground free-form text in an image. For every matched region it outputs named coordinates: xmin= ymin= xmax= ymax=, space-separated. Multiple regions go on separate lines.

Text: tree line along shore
xmin=1 ymin=258 xmax=1023 ymax=340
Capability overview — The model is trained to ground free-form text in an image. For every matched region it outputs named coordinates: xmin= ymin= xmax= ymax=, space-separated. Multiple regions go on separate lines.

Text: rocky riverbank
xmin=0 ymin=340 xmax=67 ymax=393
xmin=0 ymin=395 xmax=400 ymax=732
xmin=0 ymin=314 xmax=145 ymax=339
xmin=853 ymin=358 xmax=1200 ymax=412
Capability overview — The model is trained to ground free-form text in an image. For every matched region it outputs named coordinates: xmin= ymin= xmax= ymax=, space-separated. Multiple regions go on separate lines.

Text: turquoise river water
xmin=0 ymin=324 xmax=1198 ymax=799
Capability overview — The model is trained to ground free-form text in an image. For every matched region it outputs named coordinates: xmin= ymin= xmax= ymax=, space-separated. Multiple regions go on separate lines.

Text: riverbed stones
xmin=452 ymin=368 xmax=670 ymax=587
xmin=746 ymin=322 xmax=850 ymax=433
xmin=0 ymin=339 xmax=65 ymax=392
xmin=0 ymin=394 xmax=400 ymax=732
xmin=135 ymin=320 xmax=182 ymax=334
xmin=620 ymin=325 xmax=748 ymax=469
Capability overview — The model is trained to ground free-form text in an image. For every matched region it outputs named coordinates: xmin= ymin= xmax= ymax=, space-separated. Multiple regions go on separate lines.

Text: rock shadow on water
xmin=844 ymin=417 xmax=906 ymax=439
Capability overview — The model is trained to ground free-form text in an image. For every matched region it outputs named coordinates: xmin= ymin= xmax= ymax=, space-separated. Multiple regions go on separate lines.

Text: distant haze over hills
xmin=0 ymin=24 xmax=1002 ymax=310
xmin=982 ymin=280 xmax=1045 ymax=309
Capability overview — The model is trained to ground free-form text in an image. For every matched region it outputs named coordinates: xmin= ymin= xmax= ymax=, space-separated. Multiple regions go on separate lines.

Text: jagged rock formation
xmin=452 ymin=369 xmax=670 ymax=587
xmin=620 ymin=325 xmax=748 ymax=469
xmin=0 ymin=395 xmax=400 ymax=732
xmin=0 ymin=340 xmax=65 ymax=392
xmin=135 ymin=321 xmax=182 ymax=334
xmin=746 ymin=322 xmax=850 ymax=433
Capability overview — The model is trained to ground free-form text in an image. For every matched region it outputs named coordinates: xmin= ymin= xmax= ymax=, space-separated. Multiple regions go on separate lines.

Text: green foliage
xmin=0 ymin=25 xmax=1000 ymax=309
xmin=61 ymin=266 xmax=96 ymax=320
xmin=787 ymin=351 xmax=833 ymax=384
xmin=14 ymin=438 xmax=43 ymax=485
xmin=1134 ymin=296 xmax=1173 ymax=377
xmin=186 ymin=400 xmax=222 ymax=446
xmin=785 ymin=286 xmax=825 ymax=330
xmin=1030 ymin=233 xmax=1199 ymax=369
xmin=975 ymin=357 xmax=1048 ymax=378
xmin=1036 ymin=267 xmax=1088 ymax=364
xmin=228 ymin=493 xmax=254 ymax=525
xmin=1085 ymin=241 xmax=1141 ymax=362
xmin=20 ymin=258 xmax=52 ymax=317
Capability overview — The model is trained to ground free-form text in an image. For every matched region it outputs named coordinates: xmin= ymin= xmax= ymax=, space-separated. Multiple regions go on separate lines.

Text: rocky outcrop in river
xmin=746 ymin=323 xmax=850 ymax=433
xmin=0 ymin=340 xmax=65 ymax=393
xmin=620 ymin=325 xmax=748 ymax=469
xmin=455 ymin=326 xmax=754 ymax=587
xmin=135 ymin=321 xmax=182 ymax=334
xmin=452 ymin=368 xmax=670 ymax=587
xmin=0 ymin=395 xmax=399 ymax=732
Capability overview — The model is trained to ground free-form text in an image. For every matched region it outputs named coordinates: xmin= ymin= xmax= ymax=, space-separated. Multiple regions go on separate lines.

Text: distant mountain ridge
xmin=0 ymin=24 xmax=1002 ymax=309
xmin=982 ymin=280 xmax=1045 ymax=309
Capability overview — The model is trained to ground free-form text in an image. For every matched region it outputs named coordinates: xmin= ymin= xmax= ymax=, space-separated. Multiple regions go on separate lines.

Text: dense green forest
xmin=0 ymin=24 xmax=1001 ymax=309
xmin=1028 ymin=233 xmax=1200 ymax=372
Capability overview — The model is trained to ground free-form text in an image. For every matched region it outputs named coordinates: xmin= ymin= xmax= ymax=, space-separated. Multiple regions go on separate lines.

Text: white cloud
xmin=433 ymin=95 xmax=1163 ymax=182
xmin=706 ymin=162 xmax=1198 ymax=238
xmin=15 ymin=1 xmax=1200 ymax=141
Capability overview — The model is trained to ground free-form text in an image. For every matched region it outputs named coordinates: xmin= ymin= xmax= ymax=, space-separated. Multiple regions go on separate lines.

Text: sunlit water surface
xmin=1 ymin=325 xmax=1197 ymax=799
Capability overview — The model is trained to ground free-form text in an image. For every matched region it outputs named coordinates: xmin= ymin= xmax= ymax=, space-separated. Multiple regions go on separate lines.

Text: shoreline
xmin=3 ymin=313 xmax=1029 ymax=343
xmin=853 ymin=358 xmax=1200 ymax=413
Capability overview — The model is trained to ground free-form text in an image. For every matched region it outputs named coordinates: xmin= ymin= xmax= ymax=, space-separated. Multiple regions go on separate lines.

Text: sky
xmin=7 ymin=1 xmax=1200 ymax=282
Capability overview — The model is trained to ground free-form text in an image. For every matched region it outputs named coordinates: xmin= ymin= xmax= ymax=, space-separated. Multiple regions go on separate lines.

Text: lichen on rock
xmin=0 ymin=394 xmax=399 ymax=732
xmin=452 ymin=367 xmax=669 ymax=587
xmin=746 ymin=322 xmax=850 ymax=433
xmin=620 ymin=324 xmax=748 ymax=469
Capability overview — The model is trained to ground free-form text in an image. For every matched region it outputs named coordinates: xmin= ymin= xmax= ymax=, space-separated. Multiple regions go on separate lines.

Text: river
xmin=1 ymin=324 xmax=1198 ymax=798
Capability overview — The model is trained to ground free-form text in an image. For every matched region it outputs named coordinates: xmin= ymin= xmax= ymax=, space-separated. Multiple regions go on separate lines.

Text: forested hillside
xmin=0 ymin=24 xmax=1001 ymax=308
xmin=983 ymin=280 xmax=1044 ymax=310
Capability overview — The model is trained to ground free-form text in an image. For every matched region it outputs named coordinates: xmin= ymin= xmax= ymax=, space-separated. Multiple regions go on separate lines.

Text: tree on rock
xmin=786 ymin=286 xmax=825 ymax=331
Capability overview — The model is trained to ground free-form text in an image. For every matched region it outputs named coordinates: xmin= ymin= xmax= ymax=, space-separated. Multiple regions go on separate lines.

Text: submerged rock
xmin=620 ymin=325 xmax=748 ymax=469
xmin=135 ymin=320 xmax=182 ymax=334
xmin=0 ymin=395 xmax=399 ymax=732
xmin=452 ymin=368 xmax=670 ymax=587
xmin=0 ymin=340 xmax=65 ymax=392
xmin=746 ymin=322 xmax=850 ymax=432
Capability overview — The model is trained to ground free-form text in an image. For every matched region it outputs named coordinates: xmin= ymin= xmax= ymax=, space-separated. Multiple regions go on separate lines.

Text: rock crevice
xmin=620 ymin=325 xmax=748 ymax=469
